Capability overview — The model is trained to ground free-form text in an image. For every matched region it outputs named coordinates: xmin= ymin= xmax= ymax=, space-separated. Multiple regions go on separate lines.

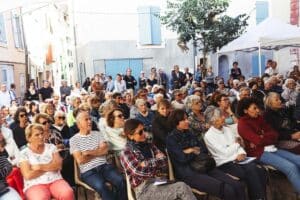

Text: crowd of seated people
xmin=0 ymin=63 xmax=299 ymax=200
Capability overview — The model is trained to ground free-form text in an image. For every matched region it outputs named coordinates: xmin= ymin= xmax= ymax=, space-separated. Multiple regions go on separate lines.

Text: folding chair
xmin=166 ymin=150 xmax=208 ymax=200
xmin=73 ymin=160 xmax=98 ymax=200
xmin=124 ymin=172 xmax=136 ymax=200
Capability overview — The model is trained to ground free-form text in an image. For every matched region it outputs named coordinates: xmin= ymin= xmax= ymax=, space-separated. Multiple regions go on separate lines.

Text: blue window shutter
xmin=150 ymin=7 xmax=161 ymax=45
xmin=138 ymin=6 xmax=161 ymax=45
xmin=0 ymin=14 xmax=7 ymax=43
xmin=138 ymin=7 xmax=152 ymax=45
xmin=256 ymin=1 xmax=269 ymax=24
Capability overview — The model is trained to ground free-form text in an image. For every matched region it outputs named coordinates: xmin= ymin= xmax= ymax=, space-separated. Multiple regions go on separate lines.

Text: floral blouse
xmin=19 ymin=143 xmax=62 ymax=191
xmin=188 ymin=112 xmax=208 ymax=141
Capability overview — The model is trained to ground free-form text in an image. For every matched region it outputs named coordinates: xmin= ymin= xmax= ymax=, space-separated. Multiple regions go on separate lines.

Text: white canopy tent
xmin=219 ymin=17 xmax=300 ymax=76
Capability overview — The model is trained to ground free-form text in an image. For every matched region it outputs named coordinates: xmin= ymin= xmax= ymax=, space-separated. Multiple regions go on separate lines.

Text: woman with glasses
xmin=171 ymin=89 xmax=185 ymax=110
xmin=238 ymin=97 xmax=300 ymax=194
xmin=9 ymin=107 xmax=28 ymax=150
xmin=105 ymin=108 xmax=127 ymax=155
xmin=166 ymin=109 xmax=246 ymax=200
xmin=19 ymin=124 xmax=74 ymax=200
xmin=216 ymin=94 xmax=237 ymax=125
xmin=185 ymin=95 xmax=208 ymax=141
xmin=34 ymin=113 xmax=64 ymax=151
xmin=120 ymin=118 xmax=197 ymax=200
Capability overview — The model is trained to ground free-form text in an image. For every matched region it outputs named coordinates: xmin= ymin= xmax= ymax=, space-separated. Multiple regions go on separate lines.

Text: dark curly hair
xmin=106 ymin=108 xmax=124 ymax=128
xmin=237 ymin=97 xmax=259 ymax=117
xmin=13 ymin=107 xmax=27 ymax=123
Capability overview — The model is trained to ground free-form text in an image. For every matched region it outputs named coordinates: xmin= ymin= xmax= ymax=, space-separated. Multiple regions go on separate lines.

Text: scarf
xmin=128 ymin=140 xmax=153 ymax=159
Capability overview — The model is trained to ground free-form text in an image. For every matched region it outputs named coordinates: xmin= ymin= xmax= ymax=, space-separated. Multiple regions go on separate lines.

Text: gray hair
xmin=239 ymin=86 xmax=250 ymax=93
xmin=185 ymin=95 xmax=201 ymax=110
xmin=135 ymin=99 xmax=146 ymax=107
xmin=75 ymin=110 xmax=89 ymax=125
xmin=54 ymin=110 xmax=65 ymax=118
xmin=204 ymin=106 xmax=222 ymax=125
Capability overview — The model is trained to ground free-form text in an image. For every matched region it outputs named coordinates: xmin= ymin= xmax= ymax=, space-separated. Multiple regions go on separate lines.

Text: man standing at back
xmin=39 ymin=80 xmax=54 ymax=102
xmin=0 ymin=84 xmax=12 ymax=107
xmin=123 ymin=68 xmax=137 ymax=90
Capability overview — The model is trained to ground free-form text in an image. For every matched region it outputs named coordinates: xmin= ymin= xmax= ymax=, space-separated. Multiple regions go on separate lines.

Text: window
xmin=137 ymin=6 xmax=162 ymax=45
xmin=1 ymin=69 xmax=7 ymax=83
xmin=256 ymin=1 xmax=269 ymax=24
xmin=0 ymin=13 xmax=7 ymax=43
xmin=11 ymin=12 xmax=24 ymax=49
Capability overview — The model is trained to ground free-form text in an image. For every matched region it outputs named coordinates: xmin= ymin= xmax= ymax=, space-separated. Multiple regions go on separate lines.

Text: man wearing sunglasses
xmin=50 ymin=111 xmax=71 ymax=147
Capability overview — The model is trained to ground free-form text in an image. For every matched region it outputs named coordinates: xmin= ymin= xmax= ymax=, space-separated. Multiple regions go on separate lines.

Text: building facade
xmin=0 ymin=8 xmax=26 ymax=100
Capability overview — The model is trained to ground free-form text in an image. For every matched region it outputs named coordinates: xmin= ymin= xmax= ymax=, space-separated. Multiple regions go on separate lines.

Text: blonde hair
xmin=264 ymin=92 xmax=280 ymax=109
xmin=25 ymin=123 xmax=44 ymax=141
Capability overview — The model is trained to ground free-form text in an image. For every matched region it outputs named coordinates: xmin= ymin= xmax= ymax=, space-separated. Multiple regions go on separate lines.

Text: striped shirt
xmin=0 ymin=155 xmax=12 ymax=188
xmin=70 ymin=131 xmax=107 ymax=173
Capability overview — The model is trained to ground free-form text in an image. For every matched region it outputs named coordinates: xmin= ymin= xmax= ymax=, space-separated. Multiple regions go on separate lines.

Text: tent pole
xmin=258 ymin=43 xmax=262 ymax=77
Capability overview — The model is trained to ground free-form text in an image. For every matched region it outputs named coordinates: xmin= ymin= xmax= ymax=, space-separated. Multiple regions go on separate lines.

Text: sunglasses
xmin=137 ymin=129 xmax=145 ymax=136
xmin=115 ymin=114 xmax=124 ymax=119
xmin=41 ymin=121 xmax=50 ymax=125
xmin=19 ymin=114 xmax=26 ymax=118
xmin=58 ymin=116 xmax=66 ymax=120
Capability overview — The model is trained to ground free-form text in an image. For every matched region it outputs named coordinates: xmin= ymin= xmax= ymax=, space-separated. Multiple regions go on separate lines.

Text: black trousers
xmin=218 ymin=161 xmax=267 ymax=200
xmin=183 ymin=168 xmax=246 ymax=200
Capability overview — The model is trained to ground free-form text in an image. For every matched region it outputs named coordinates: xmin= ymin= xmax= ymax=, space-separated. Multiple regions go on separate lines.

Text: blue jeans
xmin=260 ymin=149 xmax=300 ymax=193
xmin=81 ymin=163 xmax=126 ymax=200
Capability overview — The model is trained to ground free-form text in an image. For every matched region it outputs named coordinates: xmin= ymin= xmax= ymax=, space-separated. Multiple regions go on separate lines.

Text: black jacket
xmin=166 ymin=128 xmax=209 ymax=179
xmin=264 ymin=108 xmax=299 ymax=140
xmin=152 ymin=113 xmax=171 ymax=152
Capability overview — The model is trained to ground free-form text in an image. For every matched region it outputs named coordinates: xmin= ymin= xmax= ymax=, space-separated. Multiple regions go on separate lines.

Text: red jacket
xmin=238 ymin=115 xmax=278 ymax=158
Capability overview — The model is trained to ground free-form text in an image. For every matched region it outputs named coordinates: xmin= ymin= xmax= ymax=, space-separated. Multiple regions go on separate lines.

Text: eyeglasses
xmin=58 ymin=116 xmax=66 ymax=120
xmin=115 ymin=114 xmax=124 ymax=119
xmin=136 ymin=129 xmax=145 ymax=136
xmin=19 ymin=114 xmax=26 ymax=118
xmin=41 ymin=121 xmax=50 ymax=125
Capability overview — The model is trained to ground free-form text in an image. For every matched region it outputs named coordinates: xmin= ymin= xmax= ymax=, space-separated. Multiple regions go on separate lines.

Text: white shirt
xmin=0 ymin=91 xmax=11 ymax=107
xmin=113 ymin=80 xmax=126 ymax=93
xmin=204 ymin=126 xmax=246 ymax=166
xmin=2 ymin=127 xmax=20 ymax=166
xmin=20 ymin=143 xmax=62 ymax=191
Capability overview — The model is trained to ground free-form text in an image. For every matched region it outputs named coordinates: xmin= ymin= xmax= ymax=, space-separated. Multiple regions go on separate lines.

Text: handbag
xmin=190 ymin=154 xmax=216 ymax=173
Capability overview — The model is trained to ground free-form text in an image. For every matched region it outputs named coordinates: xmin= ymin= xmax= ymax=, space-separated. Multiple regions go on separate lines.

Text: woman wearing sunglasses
xmin=105 ymin=108 xmax=127 ymax=156
xmin=120 ymin=118 xmax=197 ymax=200
xmin=9 ymin=107 xmax=28 ymax=150
xmin=34 ymin=113 xmax=64 ymax=150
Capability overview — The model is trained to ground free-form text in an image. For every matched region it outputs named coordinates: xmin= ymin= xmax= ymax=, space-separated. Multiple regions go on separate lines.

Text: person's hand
xmin=193 ymin=147 xmax=201 ymax=155
xmin=291 ymin=132 xmax=300 ymax=140
xmin=236 ymin=154 xmax=246 ymax=162
xmin=140 ymin=161 xmax=146 ymax=167
xmin=183 ymin=147 xmax=195 ymax=154
xmin=31 ymin=164 xmax=41 ymax=171
xmin=99 ymin=142 xmax=108 ymax=149
xmin=249 ymin=143 xmax=256 ymax=148
xmin=156 ymin=153 xmax=165 ymax=159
